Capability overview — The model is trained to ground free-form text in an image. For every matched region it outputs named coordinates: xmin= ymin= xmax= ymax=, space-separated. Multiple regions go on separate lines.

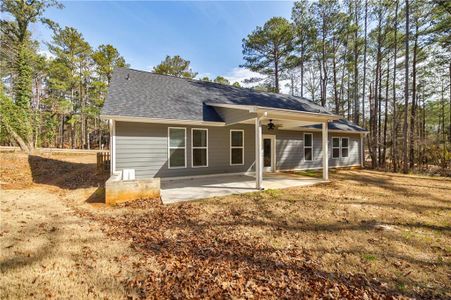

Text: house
xmin=101 ymin=68 xmax=367 ymax=204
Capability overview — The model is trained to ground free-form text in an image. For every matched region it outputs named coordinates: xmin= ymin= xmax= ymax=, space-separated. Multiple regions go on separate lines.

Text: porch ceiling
xmin=240 ymin=117 xmax=322 ymax=129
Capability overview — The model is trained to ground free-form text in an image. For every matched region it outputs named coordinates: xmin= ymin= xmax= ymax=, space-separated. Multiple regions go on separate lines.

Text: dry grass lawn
xmin=0 ymin=151 xmax=450 ymax=299
xmin=0 ymin=187 xmax=145 ymax=299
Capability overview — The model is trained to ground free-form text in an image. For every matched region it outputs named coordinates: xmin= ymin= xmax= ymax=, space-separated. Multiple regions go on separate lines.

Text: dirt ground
xmin=0 ymin=152 xmax=450 ymax=299
xmin=0 ymin=153 xmax=143 ymax=299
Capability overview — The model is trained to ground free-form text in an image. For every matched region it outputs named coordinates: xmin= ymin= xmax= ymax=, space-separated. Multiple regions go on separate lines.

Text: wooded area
xmin=241 ymin=0 xmax=450 ymax=174
xmin=1 ymin=0 xmax=450 ymax=174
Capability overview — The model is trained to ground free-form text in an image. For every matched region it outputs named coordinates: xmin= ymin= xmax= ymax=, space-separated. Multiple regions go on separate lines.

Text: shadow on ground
xmin=28 ymin=155 xmax=102 ymax=189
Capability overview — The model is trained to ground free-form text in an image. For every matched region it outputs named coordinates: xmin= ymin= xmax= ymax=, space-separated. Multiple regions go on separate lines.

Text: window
xmin=341 ymin=137 xmax=349 ymax=158
xmin=168 ymin=127 xmax=186 ymax=168
xmin=304 ymin=133 xmax=313 ymax=161
xmin=230 ymin=130 xmax=244 ymax=165
xmin=192 ymin=128 xmax=208 ymax=167
xmin=332 ymin=137 xmax=340 ymax=159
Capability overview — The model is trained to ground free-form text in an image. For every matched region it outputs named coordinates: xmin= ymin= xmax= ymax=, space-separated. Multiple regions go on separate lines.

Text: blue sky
xmin=31 ymin=1 xmax=293 ymax=82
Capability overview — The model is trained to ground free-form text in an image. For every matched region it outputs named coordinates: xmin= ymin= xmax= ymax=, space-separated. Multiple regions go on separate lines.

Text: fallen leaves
xmin=76 ymin=200 xmax=405 ymax=299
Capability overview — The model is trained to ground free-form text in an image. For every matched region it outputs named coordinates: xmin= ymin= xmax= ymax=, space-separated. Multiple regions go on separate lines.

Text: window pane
xmin=231 ymin=131 xmax=243 ymax=147
xmin=341 ymin=138 xmax=349 ymax=148
xmin=342 ymin=148 xmax=349 ymax=158
xmin=231 ymin=148 xmax=243 ymax=164
xmin=193 ymin=149 xmax=207 ymax=166
xmin=305 ymin=134 xmax=312 ymax=147
xmin=169 ymin=149 xmax=185 ymax=167
xmin=333 ymin=148 xmax=340 ymax=158
xmin=169 ymin=129 xmax=185 ymax=148
xmin=333 ymin=138 xmax=340 ymax=148
xmin=305 ymin=148 xmax=312 ymax=161
xmin=193 ymin=130 xmax=207 ymax=147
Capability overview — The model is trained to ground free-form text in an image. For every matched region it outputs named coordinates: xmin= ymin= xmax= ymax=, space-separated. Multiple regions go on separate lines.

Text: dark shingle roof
xmin=102 ymin=68 xmax=366 ymax=132
xmin=102 ymin=68 xmax=332 ymax=120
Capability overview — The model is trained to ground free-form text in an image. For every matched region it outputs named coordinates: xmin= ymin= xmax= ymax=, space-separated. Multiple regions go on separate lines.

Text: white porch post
xmin=255 ymin=117 xmax=263 ymax=190
xmin=322 ymin=121 xmax=329 ymax=181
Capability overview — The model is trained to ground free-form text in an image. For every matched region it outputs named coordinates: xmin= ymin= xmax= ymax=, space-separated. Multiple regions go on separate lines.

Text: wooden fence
xmin=97 ymin=152 xmax=110 ymax=174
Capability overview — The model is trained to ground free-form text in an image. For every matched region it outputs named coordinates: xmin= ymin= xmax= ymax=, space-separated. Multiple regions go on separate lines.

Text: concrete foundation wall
xmin=105 ymin=173 xmax=160 ymax=205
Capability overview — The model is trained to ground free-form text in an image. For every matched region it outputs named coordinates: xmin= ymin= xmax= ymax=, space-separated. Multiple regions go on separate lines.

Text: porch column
xmin=322 ymin=121 xmax=329 ymax=181
xmin=255 ymin=117 xmax=263 ymax=189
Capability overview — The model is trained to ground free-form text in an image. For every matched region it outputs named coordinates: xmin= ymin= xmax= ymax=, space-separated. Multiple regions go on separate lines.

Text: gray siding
xmin=115 ymin=121 xmax=255 ymax=179
xmin=115 ymin=121 xmax=362 ymax=179
xmin=262 ymin=127 xmax=361 ymax=171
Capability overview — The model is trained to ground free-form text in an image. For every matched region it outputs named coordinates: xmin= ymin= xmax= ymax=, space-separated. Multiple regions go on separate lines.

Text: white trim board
xmin=204 ymin=102 xmax=341 ymax=120
xmin=101 ymin=115 xmax=225 ymax=126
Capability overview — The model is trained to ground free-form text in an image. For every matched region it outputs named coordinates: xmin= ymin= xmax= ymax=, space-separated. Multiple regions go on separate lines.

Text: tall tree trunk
xmin=333 ymin=37 xmax=340 ymax=114
xmin=362 ymin=0 xmax=368 ymax=128
xmin=441 ymin=81 xmax=446 ymax=169
xmin=353 ymin=0 xmax=360 ymax=125
xmin=378 ymin=55 xmax=383 ymax=166
xmin=3 ymin=122 xmax=32 ymax=153
xmin=318 ymin=57 xmax=324 ymax=106
xmin=402 ymin=0 xmax=410 ymax=173
xmin=383 ymin=57 xmax=390 ymax=167
xmin=373 ymin=8 xmax=382 ymax=168
xmin=392 ymin=0 xmax=399 ymax=172
xmin=409 ymin=23 xmax=418 ymax=169
xmin=340 ymin=32 xmax=350 ymax=115
xmin=321 ymin=23 xmax=327 ymax=107
xmin=274 ymin=55 xmax=280 ymax=93
xmin=347 ymin=75 xmax=351 ymax=119
xmin=300 ymin=59 xmax=304 ymax=98
xmin=60 ymin=114 xmax=65 ymax=148
xmin=421 ymin=92 xmax=426 ymax=167
xmin=369 ymin=82 xmax=377 ymax=168
xmin=448 ymin=60 xmax=451 ymax=144
xmin=80 ymin=71 xmax=86 ymax=149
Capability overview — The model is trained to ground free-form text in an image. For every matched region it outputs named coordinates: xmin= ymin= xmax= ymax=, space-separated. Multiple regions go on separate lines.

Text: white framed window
xmin=168 ymin=127 xmax=186 ymax=169
xmin=304 ymin=133 xmax=313 ymax=161
xmin=341 ymin=137 xmax=349 ymax=158
xmin=192 ymin=128 xmax=208 ymax=168
xmin=332 ymin=137 xmax=340 ymax=159
xmin=230 ymin=130 xmax=244 ymax=165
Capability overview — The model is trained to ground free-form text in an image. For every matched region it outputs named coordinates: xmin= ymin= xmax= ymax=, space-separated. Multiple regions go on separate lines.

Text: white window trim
xmin=304 ymin=133 xmax=313 ymax=161
xmin=168 ymin=127 xmax=187 ymax=169
xmin=230 ymin=129 xmax=245 ymax=166
xmin=341 ymin=137 xmax=349 ymax=158
xmin=191 ymin=128 xmax=208 ymax=168
xmin=332 ymin=137 xmax=340 ymax=159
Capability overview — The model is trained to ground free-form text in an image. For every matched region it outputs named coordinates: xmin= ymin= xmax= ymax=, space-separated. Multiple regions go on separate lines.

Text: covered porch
xmin=209 ymin=102 xmax=340 ymax=190
xmin=160 ymin=172 xmax=325 ymax=204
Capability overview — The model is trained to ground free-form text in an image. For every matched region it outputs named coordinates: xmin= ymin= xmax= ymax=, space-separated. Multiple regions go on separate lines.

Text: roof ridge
xmin=116 ymin=67 xmax=322 ymax=105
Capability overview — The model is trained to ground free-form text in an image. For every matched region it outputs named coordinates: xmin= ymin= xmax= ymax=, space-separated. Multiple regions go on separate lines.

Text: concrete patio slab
xmin=160 ymin=173 xmax=326 ymax=204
